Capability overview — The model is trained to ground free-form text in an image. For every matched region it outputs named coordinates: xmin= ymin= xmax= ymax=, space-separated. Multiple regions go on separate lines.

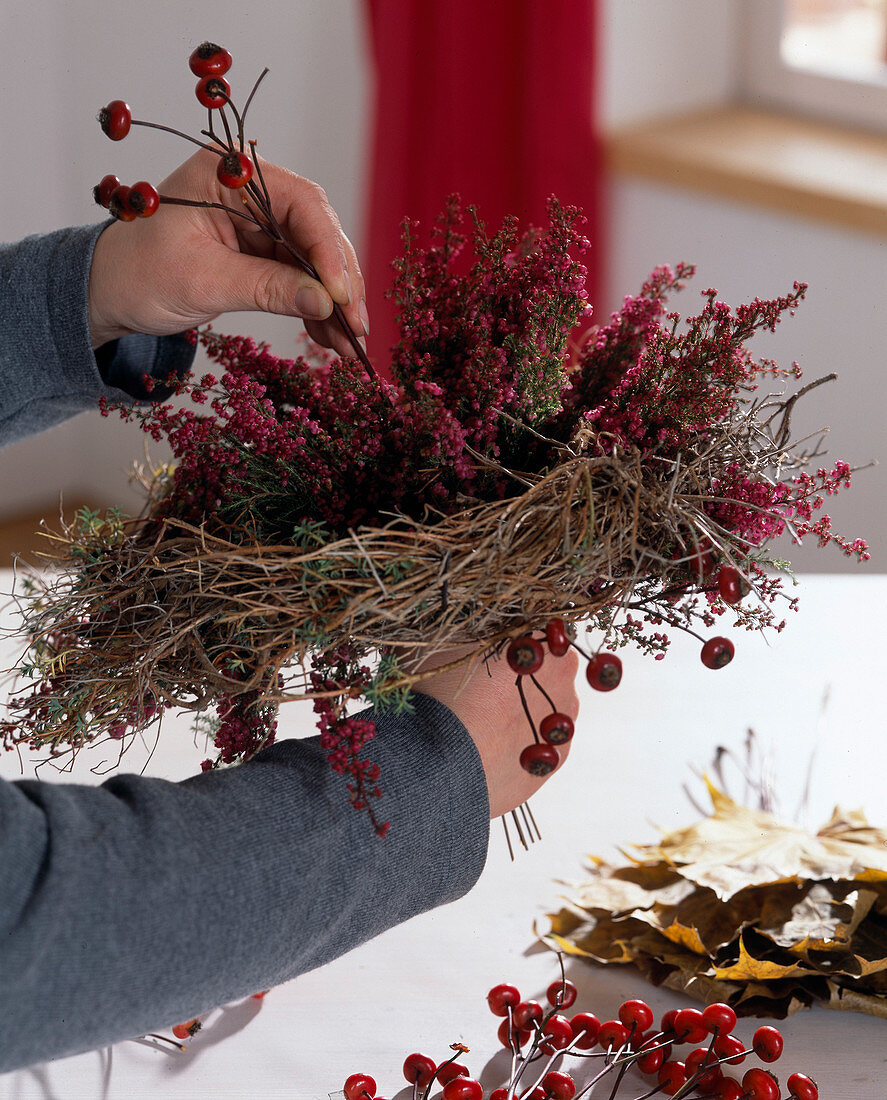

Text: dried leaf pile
xmin=544 ymin=782 xmax=887 ymax=1019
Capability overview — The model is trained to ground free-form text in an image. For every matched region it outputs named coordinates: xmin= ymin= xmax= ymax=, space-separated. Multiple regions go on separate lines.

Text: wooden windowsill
xmin=0 ymin=501 xmax=100 ymax=569
xmin=604 ymin=105 xmax=887 ymax=238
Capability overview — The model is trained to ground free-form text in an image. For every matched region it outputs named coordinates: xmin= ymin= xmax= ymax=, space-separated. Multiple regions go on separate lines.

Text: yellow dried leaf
xmin=713 ymin=933 xmax=818 ymax=982
xmin=659 ymin=919 xmax=708 ymax=955
xmin=628 ymin=926 xmax=715 ymax=971
xmin=647 ymin=888 xmax=743 ymax=953
xmin=540 ymin=911 xmax=651 ymax=964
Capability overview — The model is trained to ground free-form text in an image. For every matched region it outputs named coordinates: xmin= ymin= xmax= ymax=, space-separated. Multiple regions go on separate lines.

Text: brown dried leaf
xmin=646 ymin=888 xmax=743 ymax=954
xmin=827 ymin=984 xmax=887 ymax=1018
xmin=542 ymin=911 xmax=652 ymax=964
xmin=761 ymin=882 xmax=853 ymax=948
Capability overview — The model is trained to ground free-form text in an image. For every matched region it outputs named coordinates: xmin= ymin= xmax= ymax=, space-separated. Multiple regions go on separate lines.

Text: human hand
xmin=413 ymin=643 xmax=580 ymax=819
xmin=88 ymin=149 xmax=367 ymax=356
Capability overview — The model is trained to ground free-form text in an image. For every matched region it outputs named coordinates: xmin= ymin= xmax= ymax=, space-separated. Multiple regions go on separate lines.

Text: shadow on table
xmin=161 ymin=995 xmax=266 ymax=1076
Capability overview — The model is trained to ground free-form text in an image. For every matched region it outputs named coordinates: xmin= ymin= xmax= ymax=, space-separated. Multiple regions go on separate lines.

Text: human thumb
xmin=220 ymin=251 xmax=334 ymax=321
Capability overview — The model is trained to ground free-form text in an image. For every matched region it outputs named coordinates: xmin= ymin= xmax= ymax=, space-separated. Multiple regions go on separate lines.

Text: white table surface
xmin=1 ymin=571 xmax=885 ymax=1099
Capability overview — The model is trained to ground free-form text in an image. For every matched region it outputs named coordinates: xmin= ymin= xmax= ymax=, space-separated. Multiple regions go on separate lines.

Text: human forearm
xmin=0 ymin=694 xmax=488 ymax=1073
xmin=0 ymin=225 xmax=195 ymax=445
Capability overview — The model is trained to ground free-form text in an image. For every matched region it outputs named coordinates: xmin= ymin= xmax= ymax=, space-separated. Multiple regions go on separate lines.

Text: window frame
xmin=740 ymin=0 xmax=887 ymax=135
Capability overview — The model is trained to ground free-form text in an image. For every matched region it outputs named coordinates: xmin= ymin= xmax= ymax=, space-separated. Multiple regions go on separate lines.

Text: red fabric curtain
xmin=363 ymin=0 xmax=604 ymax=371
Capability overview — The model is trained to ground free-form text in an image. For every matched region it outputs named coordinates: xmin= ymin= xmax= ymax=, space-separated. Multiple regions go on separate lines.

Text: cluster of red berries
xmin=92 ymin=41 xmax=370 ymax=372
xmin=188 ymin=41 xmax=235 ymax=107
xmin=93 ymin=173 xmax=159 ymax=222
xmin=344 ymin=980 xmax=819 ymax=1100
xmin=94 ymin=42 xmax=259 ymax=222
xmin=504 ymin=619 xmax=588 ymax=778
xmin=505 ymin=583 xmax=741 ymax=777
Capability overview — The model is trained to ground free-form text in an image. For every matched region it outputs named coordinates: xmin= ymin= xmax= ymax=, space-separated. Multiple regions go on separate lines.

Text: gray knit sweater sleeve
xmin=0 ymin=226 xmax=491 ymax=1072
xmin=1 ymin=696 xmax=489 ymax=1072
xmin=0 ymin=223 xmax=195 ymax=444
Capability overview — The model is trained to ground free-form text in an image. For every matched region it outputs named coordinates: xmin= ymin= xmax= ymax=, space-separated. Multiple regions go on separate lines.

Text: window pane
xmin=782 ymin=0 xmax=887 ymax=79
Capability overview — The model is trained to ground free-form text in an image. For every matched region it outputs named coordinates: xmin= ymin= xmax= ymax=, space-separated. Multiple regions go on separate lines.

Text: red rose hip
xmin=786 ymin=1072 xmax=819 ymax=1100
xmin=586 ymin=652 xmax=622 ymax=691
xmin=442 ymin=1079 xmax=482 ymax=1100
xmin=597 ymin=1019 xmax=630 ymax=1050
xmin=128 ymin=181 xmax=160 ymax=217
xmin=344 ymin=1073 xmax=376 ymax=1100
xmin=402 ymin=1052 xmax=436 ymax=1086
xmin=717 ymin=564 xmax=748 ymax=604
xmin=540 ymin=1013 xmax=573 ymax=1051
xmin=741 ymin=1067 xmax=780 ymax=1100
xmin=189 ymin=41 xmax=233 ymax=77
xmin=216 ymin=151 xmax=253 ymax=189
xmin=701 ymin=1001 xmax=737 ymax=1035
xmin=506 ymin=635 xmax=544 ymax=674
xmin=568 ymin=1011 xmax=600 ymax=1048
xmin=701 ymin=636 xmax=734 ymax=669
xmin=108 ymin=185 xmax=136 ymax=222
xmin=519 ymin=743 xmax=559 ymax=776
xmin=98 ymin=99 xmax=131 ymax=140
xmin=618 ymin=998 xmax=654 ymax=1032
xmin=541 ymin=1070 xmax=576 ymax=1100
xmin=436 ymin=1062 xmax=469 ymax=1085
xmin=540 ymin=712 xmax=574 ymax=745
xmin=513 ymin=999 xmax=543 ymax=1029
xmin=752 ymin=1025 xmax=783 ymax=1062
xmin=195 ymin=75 xmax=230 ymax=109
xmin=94 ymin=174 xmax=121 ymax=208
xmin=546 ymin=978 xmax=577 ymax=1008
xmin=487 ymin=983 xmax=521 ymax=1016
xmin=658 ymin=1061 xmax=688 ymax=1096
xmin=545 ymin=618 xmax=571 ymax=656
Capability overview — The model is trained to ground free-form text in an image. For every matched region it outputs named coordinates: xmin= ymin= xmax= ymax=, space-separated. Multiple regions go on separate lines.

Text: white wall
xmin=599 ymin=0 xmax=884 ymax=573
xmin=0 ymin=0 xmax=370 ymax=516
xmin=599 ymin=0 xmax=741 ymax=127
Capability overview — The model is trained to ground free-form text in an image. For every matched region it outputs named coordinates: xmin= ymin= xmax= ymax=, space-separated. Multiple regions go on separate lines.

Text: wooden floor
xmin=0 ymin=502 xmax=97 ymax=568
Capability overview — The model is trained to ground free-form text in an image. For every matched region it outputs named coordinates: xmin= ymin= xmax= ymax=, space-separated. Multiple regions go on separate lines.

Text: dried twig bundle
xmin=3 ymin=201 xmax=867 ymax=834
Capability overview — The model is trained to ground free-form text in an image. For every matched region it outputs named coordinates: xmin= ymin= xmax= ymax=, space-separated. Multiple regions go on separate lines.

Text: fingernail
xmin=343 ymin=269 xmax=354 ymax=305
xmin=358 ymin=298 xmax=370 ymax=336
xmin=296 ymin=286 xmax=331 ymax=320
xmin=358 ymin=335 xmax=368 ymax=354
